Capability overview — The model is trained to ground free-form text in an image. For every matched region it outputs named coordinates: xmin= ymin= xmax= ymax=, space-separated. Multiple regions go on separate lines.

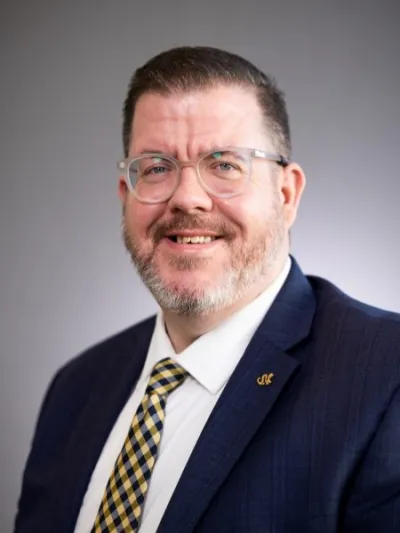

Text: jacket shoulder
xmin=55 ymin=314 xmax=156 ymax=383
xmin=34 ymin=315 xmax=156 ymax=434
xmin=307 ymin=275 xmax=400 ymax=323
xmin=307 ymin=275 xmax=400 ymax=369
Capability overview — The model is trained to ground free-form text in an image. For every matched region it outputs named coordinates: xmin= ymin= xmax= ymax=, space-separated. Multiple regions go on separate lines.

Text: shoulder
xmin=40 ymin=315 xmax=156 ymax=413
xmin=308 ymin=274 xmax=400 ymax=325
xmin=32 ymin=315 xmax=157 ymax=437
xmin=53 ymin=314 xmax=157 ymax=387
xmin=307 ymin=274 xmax=400 ymax=364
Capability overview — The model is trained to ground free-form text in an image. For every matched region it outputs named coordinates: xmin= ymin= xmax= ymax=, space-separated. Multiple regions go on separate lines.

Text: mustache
xmin=149 ymin=215 xmax=237 ymax=243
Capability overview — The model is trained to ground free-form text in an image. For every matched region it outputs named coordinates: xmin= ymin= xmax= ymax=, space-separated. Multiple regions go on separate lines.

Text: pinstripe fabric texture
xmin=91 ymin=358 xmax=187 ymax=533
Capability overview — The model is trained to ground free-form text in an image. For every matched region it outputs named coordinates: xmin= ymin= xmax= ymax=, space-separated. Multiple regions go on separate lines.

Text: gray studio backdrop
xmin=1 ymin=0 xmax=399 ymax=530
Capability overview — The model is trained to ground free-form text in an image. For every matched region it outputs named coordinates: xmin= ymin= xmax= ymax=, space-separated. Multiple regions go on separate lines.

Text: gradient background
xmin=1 ymin=0 xmax=399 ymax=530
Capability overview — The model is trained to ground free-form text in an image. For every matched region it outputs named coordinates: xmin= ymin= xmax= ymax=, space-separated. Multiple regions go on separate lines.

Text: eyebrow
xmin=136 ymin=148 xmax=172 ymax=156
xmin=136 ymin=146 xmax=232 ymax=158
xmin=140 ymin=148 xmax=170 ymax=154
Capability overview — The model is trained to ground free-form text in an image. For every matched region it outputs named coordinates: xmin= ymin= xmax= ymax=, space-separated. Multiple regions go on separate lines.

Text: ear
xmin=279 ymin=162 xmax=306 ymax=228
xmin=118 ymin=176 xmax=129 ymax=204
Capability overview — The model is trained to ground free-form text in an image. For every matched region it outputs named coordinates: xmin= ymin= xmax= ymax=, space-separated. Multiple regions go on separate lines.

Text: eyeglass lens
xmin=128 ymin=150 xmax=251 ymax=202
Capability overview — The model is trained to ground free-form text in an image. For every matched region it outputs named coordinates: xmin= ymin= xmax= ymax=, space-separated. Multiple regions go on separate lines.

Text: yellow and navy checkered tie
xmin=91 ymin=357 xmax=188 ymax=533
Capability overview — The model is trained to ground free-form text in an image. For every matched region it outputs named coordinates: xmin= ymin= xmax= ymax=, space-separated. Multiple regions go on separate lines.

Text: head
xmin=119 ymin=46 xmax=305 ymax=316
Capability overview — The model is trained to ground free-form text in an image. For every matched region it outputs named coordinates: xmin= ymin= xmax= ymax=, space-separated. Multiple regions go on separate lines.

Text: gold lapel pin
xmin=257 ymin=373 xmax=274 ymax=386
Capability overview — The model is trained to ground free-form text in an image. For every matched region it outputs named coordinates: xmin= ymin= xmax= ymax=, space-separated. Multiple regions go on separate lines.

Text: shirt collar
xmin=147 ymin=256 xmax=291 ymax=395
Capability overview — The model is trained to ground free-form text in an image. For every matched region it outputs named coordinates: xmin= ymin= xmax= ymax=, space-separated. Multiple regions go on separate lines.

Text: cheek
xmin=217 ymin=194 xmax=269 ymax=236
xmin=125 ymin=198 xmax=163 ymax=238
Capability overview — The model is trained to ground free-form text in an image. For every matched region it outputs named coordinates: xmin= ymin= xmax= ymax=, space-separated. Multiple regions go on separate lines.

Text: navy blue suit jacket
xmin=14 ymin=259 xmax=400 ymax=532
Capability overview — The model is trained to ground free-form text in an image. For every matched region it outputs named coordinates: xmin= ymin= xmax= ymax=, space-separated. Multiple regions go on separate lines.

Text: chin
xmin=160 ymin=275 xmax=217 ymax=299
xmin=147 ymin=271 xmax=241 ymax=316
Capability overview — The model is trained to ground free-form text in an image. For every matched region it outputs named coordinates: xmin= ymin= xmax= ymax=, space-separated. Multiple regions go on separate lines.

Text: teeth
xmin=176 ymin=236 xmax=216 ymax=244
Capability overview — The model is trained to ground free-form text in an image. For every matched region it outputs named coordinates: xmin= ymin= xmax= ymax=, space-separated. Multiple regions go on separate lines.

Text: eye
xmin=215 ymin=161 xmax=236 ymax=172
xmin=142 ymin=157 xmax=173 ymax=176
xmin=132 ymin=156 xmax=176 ymax=182
xmin=201 ymin=151 xmax=246 ymax=180
xmin=144 ymin=164 xmax=169 ymax=176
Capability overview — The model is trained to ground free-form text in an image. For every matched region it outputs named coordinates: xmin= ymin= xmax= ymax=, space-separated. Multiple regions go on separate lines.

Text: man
xmin=14 ymin=46 xmax=400 ymax=533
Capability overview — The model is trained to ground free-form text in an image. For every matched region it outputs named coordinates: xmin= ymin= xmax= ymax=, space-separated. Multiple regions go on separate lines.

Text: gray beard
xmin=122 ymin=202 xmax=285 ymax=316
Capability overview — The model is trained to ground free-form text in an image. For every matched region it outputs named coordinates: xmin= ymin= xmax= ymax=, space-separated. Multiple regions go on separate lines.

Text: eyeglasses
xmin=117 ymin=146 xmax=289 ymax=204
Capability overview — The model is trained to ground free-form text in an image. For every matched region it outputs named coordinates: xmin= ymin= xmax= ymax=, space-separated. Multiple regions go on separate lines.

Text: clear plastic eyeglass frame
xmin=117 ymin=146 xmax=289 ymax=204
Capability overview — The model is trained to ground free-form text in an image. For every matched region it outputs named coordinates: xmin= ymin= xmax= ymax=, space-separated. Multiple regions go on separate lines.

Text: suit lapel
xmin=158 ymin=258 xmax=316 ymax=533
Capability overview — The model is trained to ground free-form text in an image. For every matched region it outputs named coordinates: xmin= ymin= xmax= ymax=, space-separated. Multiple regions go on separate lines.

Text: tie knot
xmin=146 ymin=357 xmax=188 ymax=397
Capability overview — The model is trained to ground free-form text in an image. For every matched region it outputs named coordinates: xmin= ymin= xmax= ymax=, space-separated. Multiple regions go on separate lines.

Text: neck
xmin=162 ymin=254 xmax=289 ymax=353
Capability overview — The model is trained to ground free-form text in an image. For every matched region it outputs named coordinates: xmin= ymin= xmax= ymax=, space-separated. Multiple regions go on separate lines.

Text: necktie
xmin=91 ymin=357 xmax=188 ymax=533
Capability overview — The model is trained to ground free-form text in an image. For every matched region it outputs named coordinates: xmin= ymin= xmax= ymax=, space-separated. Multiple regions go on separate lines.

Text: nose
xmin=167 ymin=165 xmax=213 ymax=213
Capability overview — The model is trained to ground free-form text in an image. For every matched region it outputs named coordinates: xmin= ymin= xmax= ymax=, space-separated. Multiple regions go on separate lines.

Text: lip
xmin=161 ymin=236 xmax=223 ymax=253
xmin=164 ymin=230 xmax=221 ymax=238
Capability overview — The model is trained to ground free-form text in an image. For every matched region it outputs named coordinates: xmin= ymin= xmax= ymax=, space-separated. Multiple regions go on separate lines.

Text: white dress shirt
xmin=74 ymin=257 xmax=291 ymax=533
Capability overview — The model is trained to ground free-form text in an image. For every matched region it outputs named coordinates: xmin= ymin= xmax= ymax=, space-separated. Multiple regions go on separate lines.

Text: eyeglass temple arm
xmin=253 ymin=149 xmax=289 ymax=167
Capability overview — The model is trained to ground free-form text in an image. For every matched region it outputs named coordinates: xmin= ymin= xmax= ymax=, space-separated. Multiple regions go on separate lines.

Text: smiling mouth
xmin=167 ymin=235 xmax=221 ymax=244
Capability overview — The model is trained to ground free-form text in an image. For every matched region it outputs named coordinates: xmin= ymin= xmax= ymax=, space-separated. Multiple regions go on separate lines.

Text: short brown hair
xmin=122 ymin=46 xmax=291 ymax=159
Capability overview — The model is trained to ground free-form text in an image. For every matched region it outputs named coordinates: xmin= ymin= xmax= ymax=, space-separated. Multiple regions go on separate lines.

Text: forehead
xmin=129 ymin=85 xmax=271 ymax=155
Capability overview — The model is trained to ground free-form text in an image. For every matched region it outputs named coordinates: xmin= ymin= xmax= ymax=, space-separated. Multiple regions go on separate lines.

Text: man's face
xmin=119 ymin=84 xmax=303 ymax=315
